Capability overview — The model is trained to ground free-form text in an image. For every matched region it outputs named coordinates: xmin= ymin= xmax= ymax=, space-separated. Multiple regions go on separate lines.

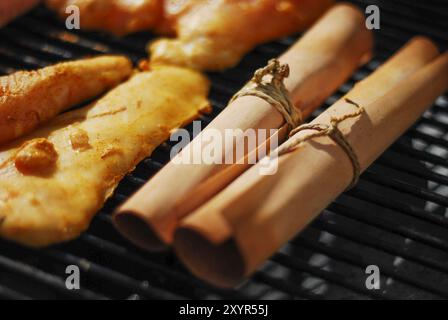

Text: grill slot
xmin=0 ymin=0 xmax=447 ymax=299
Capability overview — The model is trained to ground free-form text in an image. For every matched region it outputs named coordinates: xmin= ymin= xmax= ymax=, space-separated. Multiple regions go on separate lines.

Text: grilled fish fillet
xmin=46 ymin=0 xmax=164 ymax=36
xmin=0 ymin=66 xmax=210 ymax=247
xmin=0 ymin=55 xmax=132 ymax=145
xmin=150 ymin=0 xmax=334 ymax=70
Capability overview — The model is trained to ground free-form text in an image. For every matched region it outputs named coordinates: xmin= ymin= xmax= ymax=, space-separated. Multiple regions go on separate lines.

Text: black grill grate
xmin=0 ymin=0 xmax=447 ymax=300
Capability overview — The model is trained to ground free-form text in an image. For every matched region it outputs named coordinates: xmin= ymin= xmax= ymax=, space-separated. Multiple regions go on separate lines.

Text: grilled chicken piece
xmin=0 ymin=0 xmax=40 ymax=27
xmin=0 ymin=56 xmax=132 ymax=145
xmin=0 ymin=66 xmax=210 ymax=247
xmin=46 ymin=0 xmax=164 ymax=36
xmin=150 ymin=0 xmax=334 ymax=70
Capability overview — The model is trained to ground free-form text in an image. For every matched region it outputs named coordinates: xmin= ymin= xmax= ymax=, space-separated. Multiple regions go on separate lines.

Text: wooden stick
xmin=114 ymin=4 xmax=374 ymax=250
xmin=174 ymin=42 xmax=447 ymax=288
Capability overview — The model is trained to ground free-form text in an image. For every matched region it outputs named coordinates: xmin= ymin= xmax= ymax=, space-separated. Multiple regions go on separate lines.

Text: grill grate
xmin=0 ymin=0 xmax=447 ymax=300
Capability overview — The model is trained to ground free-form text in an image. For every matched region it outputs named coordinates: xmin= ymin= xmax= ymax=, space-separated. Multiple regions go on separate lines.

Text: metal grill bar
xmin=0 ymin=285 xmax=31 ymax=300
xmin=0 ymin=251 xmax=106 ymax=300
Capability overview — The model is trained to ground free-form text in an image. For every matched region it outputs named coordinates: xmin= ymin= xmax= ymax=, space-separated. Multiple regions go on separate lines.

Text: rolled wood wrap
xmin=114 ymin=3 xmax=373 ymax=250
xmin=174 ymin=39 xmax=447 ymax=288
xmin=0 ymin=0 xmax=40 ymax=27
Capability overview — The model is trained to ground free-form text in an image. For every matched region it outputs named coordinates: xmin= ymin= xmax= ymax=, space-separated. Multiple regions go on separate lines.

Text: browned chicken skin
xmin=0 ymin=56 xmax=132 ymax=145
xmin=46 ymin=0 xmax=164 ymax=36
xmin=46 ymin=0 xmax=334 ymax=70
xmin=0 ymin=0 xmax=40 ymax=27
xmin=150 ymin=0 xmax=335 ymax=70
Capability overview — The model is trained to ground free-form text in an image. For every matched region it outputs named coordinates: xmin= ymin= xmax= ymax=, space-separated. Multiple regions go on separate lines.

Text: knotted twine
xmin=231 ymin=59 xmax=364 ymax=189
xmin=230 ymin=59 xmax=303 ymax=131
xmin=275 ymin=98 xmax=364 ymax=189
